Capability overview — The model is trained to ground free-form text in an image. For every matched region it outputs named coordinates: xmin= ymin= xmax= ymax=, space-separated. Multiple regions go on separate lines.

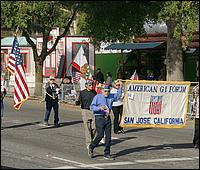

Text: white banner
xmin=120 ymin=80 xmax=191 ymax=128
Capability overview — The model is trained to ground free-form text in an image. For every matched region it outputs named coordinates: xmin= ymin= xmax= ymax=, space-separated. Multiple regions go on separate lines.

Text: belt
xmin=95 ymin=115 xmax=110 ymax=119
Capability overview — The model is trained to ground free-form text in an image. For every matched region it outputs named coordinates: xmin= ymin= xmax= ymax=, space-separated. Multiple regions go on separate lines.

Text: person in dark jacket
xmin=43 ymin=76 xmax=61 ymax=128
xmin=95 ymin=68 xmax=104 ymax=84
xmin=78 ymin=79 xmax=97 ymax=148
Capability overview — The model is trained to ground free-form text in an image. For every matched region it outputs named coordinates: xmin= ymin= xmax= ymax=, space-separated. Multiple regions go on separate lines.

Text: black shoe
xmin=120 ymin=129 xmax=125 ymax=134
xmin=54 ymin=124 xmax=60 ymax=128
xmin=194 ymin=144 xmax=199 ymax=149
xmin=88 ymin=147 xmax=94 ymax=158
xmin=103 ymin=155 xmax=115 ymax=160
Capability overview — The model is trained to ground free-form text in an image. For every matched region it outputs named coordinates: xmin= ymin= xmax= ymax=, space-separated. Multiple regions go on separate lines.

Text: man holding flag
xmin=7 ymin=36 xmax=30 ymax=110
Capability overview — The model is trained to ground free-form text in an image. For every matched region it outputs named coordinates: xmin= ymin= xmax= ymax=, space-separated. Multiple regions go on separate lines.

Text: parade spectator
xmin=42 ymin=76 xmax=61 ymax=128
xmin=95 ymin=68 xmax=104 ymax=84
xmin=78 ymin=80 xmax=97 ymax=149
xmin=1 ymin=83 xmax=7 ymax=130
xmin=146 ymin=70 xmax=155 ymax=80
xmin=88 ymin=84 xmax=122 ymax=160
xmin=60 ymin=76 xmax=73 ymax=102
xmin=192 ymin=84 xmax=199 ymax=149
xmin=106 ymin=72 xmax=112 ymax=87
xmin=110 ymin=79 xmax=124 ymax=134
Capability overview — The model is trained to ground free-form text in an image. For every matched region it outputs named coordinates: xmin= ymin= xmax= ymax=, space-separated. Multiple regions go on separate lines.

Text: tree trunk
xmin=34 ymin=61 xmax=43 ymax=96
xmin=166 ymin=19 xmax=184 ymax=81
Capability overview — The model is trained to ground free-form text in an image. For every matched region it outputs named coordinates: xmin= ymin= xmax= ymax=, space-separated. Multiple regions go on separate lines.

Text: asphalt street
xmin=1 ymin=97 xmax=199 ymax=169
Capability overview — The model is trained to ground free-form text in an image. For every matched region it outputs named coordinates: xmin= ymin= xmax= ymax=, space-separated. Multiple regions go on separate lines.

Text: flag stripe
xmin=8 ymin=37 xmax=30 ymax=110
xmin=7 ymin=54 xmax=16 ymax=74
xmin=72 ymin=62 xmax=80 ymax=71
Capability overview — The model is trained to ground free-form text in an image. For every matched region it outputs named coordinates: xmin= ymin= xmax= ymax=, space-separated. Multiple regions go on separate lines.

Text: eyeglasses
xmin=116 ymin=84 xmax=120 ymax=86
xmin=88 ymin=84 xmax=92 ymax=86
xmin=104 ymin=90 xmax=110 ymax=92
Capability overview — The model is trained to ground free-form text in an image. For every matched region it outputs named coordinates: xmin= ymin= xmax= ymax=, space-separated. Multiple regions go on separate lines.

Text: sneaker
xmin=194 ymin=144 xmax=199 ymax=149
xmin=41 ymin=121 xmax=49 ymax=127
xmin=100 ymin=138 xmax=105 ymax=144
xmin=103 ymin=155 xmax=115 ymax=160
xmin=88 ymin=147 xmax=94 ymax=158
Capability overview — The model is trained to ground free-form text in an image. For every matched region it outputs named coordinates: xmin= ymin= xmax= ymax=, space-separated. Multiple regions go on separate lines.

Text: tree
xmin=158 ymin=1 xmax=199 ymax=80
xmin=78 ymin=1 xmax=199 ymax=81
xmin=1 ymin=1 xmax=79 ymax=96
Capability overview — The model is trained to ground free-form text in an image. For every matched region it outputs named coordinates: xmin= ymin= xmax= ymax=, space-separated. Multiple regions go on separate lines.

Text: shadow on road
xmin=1 ymin=166 xmax=18 ymax=169
xmin=2 ymin=121 xmax=41 ymax=129
xmin=37 ymin=120 xmax=83 ymax=130
xmin=115 ymin=143 xmax=194 ymax=158
xmin=125 ymin=127 xmax=152 ymax=133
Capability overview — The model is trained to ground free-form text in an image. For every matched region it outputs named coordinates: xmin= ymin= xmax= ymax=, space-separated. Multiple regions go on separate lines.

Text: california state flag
xmin=72 ymin=46 xmax=88 ymax=72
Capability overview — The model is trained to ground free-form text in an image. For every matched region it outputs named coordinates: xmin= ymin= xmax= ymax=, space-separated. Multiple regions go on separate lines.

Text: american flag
xmin=149 ymin=95 xmax=162 ymax=114
xmin=72 ymin=71 xmax=81 ymax=83
xmin=8 ymin=37 xmax=30 ymax=110
xmin=7 ymin=39 xmax=17 ymax=74
xmin=130 ymin=69 xmax=139 ymax=80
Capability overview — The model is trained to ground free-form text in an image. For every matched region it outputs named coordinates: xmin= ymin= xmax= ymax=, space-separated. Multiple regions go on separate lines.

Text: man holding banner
xmin=88 ymin=84 xmax=122 ymax=160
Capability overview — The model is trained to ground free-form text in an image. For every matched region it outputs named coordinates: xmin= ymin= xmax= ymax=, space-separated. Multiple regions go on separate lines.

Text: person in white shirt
xmin=110 ymin=79 xmax=125 ymax=134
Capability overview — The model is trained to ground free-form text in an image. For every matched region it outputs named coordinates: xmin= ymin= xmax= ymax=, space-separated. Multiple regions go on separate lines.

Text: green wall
xmin=96 ymin=53 xmax=126 ymax=80
xmin=184 ymin=55 xmax=197 ymax=81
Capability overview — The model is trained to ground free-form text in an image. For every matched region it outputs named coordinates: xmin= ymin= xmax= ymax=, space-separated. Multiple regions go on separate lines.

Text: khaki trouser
xmin=81 ymin=109 xmax=96 ymax=147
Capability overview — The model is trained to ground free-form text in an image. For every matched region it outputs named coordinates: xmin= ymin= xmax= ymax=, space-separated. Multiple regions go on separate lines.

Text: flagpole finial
xmin=14 ymin=27 xmax=21 ymax=37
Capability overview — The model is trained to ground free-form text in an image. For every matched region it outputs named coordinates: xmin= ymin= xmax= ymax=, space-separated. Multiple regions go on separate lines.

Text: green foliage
xmin=77 ymin=1 xmax=163 ymax=47
xmin=1 ymin=1 xmax=75 ymax=35
xmin=158 ymin=1 xmax=199 ymax=49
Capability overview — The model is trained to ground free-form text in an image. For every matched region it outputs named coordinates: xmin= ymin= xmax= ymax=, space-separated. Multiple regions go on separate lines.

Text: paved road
xmin=1 ymin=97 xmax=199 ymax=169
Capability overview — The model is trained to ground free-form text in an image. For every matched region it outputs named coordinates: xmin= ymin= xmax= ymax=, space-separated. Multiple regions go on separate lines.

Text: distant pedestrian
xmin=106 ymin=72 xmax=112 ymax=87
xmin=146 ymin=70 xmax=155 ymax=80
xmin=88 ymin=84 xmax=122 ymax=160
xmin=42 ymin=76 xmax=61 ymax=128
xmin=110 ymin=79 xmax=124 ymax=134
xmin=77 ymin=80 xmax=97 ymax=149
xmin=95 ymin=68 xmax=104 ymax=84
xmin=192 ymin=84 xmax=199 ymax=149
xmin=1 ymin=83 xmax=7 ymax=130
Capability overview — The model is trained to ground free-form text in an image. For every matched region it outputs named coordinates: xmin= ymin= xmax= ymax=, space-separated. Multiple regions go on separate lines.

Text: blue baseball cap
xmin=85 ymin=79 xmax=93 ymax=85
xmin=102 ymin=84 xmax=110 ymax=91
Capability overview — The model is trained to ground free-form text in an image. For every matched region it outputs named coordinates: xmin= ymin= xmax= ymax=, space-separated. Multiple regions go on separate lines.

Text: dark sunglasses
xmin=104 ymin=90 xmax=110 ymax=92
xmin=116 ymin=84 xmax=120 ymax=86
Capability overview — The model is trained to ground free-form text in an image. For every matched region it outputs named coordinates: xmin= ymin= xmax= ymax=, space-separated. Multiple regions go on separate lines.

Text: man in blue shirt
xmin=88 ymin=84 xmax=122 ymax=160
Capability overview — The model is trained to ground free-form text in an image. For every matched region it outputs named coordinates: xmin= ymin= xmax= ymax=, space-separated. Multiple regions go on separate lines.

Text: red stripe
xmin=72 ymin=62 xmax=80 ymax=71
xmin=16 ymin=66 xmax=30 ymax=95
xmin=15 ymin=71 xmax=26 ymax=100
xmin=14 ymin=88 xmax=21 ymax=103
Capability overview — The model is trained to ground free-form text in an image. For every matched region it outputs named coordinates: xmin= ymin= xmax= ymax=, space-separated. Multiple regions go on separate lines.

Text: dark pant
xmin=112 ymin=105 xmax=123 ymax=133
xmin=193 ymin=118 xmax=199 ymax=146
xmin=44 ymin=101 xmax=59 ymax=125
xmin=90 ymin=115 xmax=112 ymax=156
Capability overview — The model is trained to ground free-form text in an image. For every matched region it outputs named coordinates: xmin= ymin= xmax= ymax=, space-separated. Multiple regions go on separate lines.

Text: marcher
xmin=43 ymin=76 xmax=61 ymax=128
xmin=88 ymin=84 xmax=122 ymax=160
xmin=77 ymin=80 xmax=97 ymax=149
xmin=106 ymin=72 xmax=112 ymax=87
xmin=192 ymin=84 xmax=199 ymax=149
xmin=95 ymin=68 xmax=104 ymax=84
xmin=1 ymin=83 xmax=7 ymax=130
xmin=95 ymin=83 xmax=103 ymax=94
xmin=110 ymin=79 xmax=124 ymax=134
